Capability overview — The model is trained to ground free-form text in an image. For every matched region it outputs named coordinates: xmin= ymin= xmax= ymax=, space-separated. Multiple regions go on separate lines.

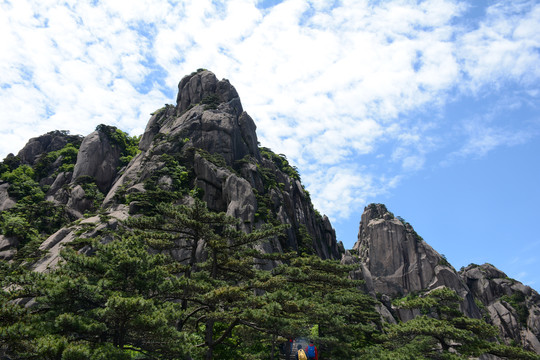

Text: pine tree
xmin=361 ymin=287 xmax=540 ymax=359
xmin=126 ymin=198 xmax=288 ymax=359
xmin=1 ymin=236 xmax=193 ymax=359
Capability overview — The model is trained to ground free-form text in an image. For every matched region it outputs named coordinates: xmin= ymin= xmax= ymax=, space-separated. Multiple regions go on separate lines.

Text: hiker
xmin=296 ymin=344 xmax=307 ymax=360
xmin=305 ymin=340 xmax=318 ymax=360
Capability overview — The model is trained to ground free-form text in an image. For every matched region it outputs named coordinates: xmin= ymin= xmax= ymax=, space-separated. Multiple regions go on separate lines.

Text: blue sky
xmin=1 ymin=0 xmax=539 ymax=287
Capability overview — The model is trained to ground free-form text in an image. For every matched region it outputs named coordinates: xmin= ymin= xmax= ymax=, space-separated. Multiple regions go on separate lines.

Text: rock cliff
xmin=352 ymin=203 xmax=480 ymax=319
xmin=0 ymin=70 xmax=342 ymax=267
xmin=461 ymin=263 xmax=540 ymax=353
xmin=350 ymin=203 xmax=540 ymax=354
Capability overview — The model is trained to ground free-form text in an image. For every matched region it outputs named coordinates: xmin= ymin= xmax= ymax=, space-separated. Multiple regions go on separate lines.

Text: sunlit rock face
xmin=353 ymin=203 xmax=480 ymax=319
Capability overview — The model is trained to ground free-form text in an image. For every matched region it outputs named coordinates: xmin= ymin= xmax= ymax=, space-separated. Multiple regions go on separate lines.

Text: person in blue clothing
xmin=305 ymin=340 xmax=318 ymax=360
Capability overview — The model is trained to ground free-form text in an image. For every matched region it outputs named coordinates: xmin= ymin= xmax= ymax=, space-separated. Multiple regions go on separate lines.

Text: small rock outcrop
xmin=71 ymin=128 xmax=123 ymax=193
xmin=353 ymin=203 xmax=480 ymax=318
xmin=461 ymin=263 xmax=540 ymax=353
xmin=16 ymin=130 xmax=83 ymax=166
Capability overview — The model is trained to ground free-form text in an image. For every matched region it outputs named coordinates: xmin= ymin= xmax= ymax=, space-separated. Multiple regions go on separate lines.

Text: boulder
xmin=71 ymin=130 xmax=122 ymax=193
xmin=0 ymin=182 xmax=16 ymax=211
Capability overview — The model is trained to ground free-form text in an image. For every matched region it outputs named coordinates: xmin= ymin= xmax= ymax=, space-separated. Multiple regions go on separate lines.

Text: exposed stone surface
xmin=353 ymin=203 xmax=480 ymax=318
xmin=461 ymin=263 xmax=540 ymax=353
xmin=32 ymin=208 xmax=129 ymax=272
xmin=16 ymin=130 xmax=83 ymax=166
xmin=71 ymin=129 xmax=123 ymax=193
xmin=0 ymin=182 xmax=16 ymax=211
xmin=102 ymin=70 xmax=341 ymax=259
xmin=0 ymin=235 xmax=18 ymax=252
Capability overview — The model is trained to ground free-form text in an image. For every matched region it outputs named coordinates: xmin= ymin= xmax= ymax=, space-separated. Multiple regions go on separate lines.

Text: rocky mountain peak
xmin=361 ymin=203 xmax=394 ymax=222
xmin=175 ymin=69 xmax=242 ymax=116
xmin=140 ymin=70 xmax=258 ymax=167
xmin=353 ymin=203 xmax=481 ymax=319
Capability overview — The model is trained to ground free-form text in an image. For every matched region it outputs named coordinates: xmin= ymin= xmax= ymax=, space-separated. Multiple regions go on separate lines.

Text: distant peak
xmin=363 ymin=203 xmax=393 ymax=221
xmin=175 ymin=69 xmax=241 ymax=114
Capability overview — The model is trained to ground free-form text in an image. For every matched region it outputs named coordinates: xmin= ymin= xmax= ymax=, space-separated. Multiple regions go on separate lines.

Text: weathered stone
xmin=0 ymin=249 xmax=17 ymax=260
xmin=176 ymin=70 xmax=240 ymax=115
xmin=0 ymin=182 xmax=16 ymax=211
xmin=66 ymin=185 xmax=93 ymax=217
xmin=353 ymin=203 xmax=481 ymax=319
xmin=16 ymin=130 xmax=83 ymax=166
xmin=0 ymin=235 xmax=18 ymax=252
xmin=72 ymin=130 xmax=122 ymax=193
xmin=46 ymin=171 xmax=72 ymax=204
xmin=461 ymin=263 xmax=540 ymax=353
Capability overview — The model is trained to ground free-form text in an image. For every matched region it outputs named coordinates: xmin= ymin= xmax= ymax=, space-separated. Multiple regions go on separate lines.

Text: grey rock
xmin=0 ymin=249 xmax=17 ymax=260
xmin=461 ymin=263 xmax=540 ymax=353
xmin=105 ymin=70 xmax=340 ymax=259
xmin=72 ymin=130 xmax=122 ymax=193
xmin=176 ymin=70 xmax=241 ymax=116
xmin=13 ymin=70 xmax=340 ymax=271
xmin=353 ymin=203 xmax=480 ymax=318
xmin=0 ymin=235 xmax=18 ymax=252
xmin=46 ymin=171 xmax=72 ymax=204
xmin=66 ymin=185 xmax=93 ymax=217
xmin=16 ymin=130 xmax=83 ymax=166
xmin=0 ymin=182 xmax=16 ymax=211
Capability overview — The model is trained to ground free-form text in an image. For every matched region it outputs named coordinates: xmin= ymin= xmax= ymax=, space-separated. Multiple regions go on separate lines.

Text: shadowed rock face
xmin=16 ymin=131 xmax=83 ymax=166
xmin=461 ymin=264 xmax=540 ymax=353
xmin=353 ymin=203 xmax=480 ymax=319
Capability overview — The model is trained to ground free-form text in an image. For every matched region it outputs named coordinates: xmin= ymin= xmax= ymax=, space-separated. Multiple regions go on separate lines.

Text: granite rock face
xmin=349 ymin=203 xmax=540 ymax=355
xmin=352 ymin=203 xmax=480 ymax=318
xmin=71 ymin=129 xmax=123 ymax=193
xmin=106 ymin=70 xmax=341 ymax=259
xmin=16 ymin=130 xmax=83 ymax=166
xmin=461 ymin=263 xmax=540 ymax=353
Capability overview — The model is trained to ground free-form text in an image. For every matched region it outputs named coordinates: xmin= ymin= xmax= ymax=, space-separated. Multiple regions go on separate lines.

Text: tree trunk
xmin=270 ymin=334 xmax=276 ymax=360
xmin=205 ymin=319 xmax=215 ymax=360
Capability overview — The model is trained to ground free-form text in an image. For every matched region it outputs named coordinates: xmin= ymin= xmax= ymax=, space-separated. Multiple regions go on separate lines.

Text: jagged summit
xmin=140 ymin=69 xmax=258 ymax=166
xmin=350 ymin=203 xmax=540 ymax=353
xmin=352 ymin=203 xmax=480 ymax=319
xmin=0 ymin=69 xmax=341 ymax=268
xmin=176 ymin=69 xmax=242 ymax=115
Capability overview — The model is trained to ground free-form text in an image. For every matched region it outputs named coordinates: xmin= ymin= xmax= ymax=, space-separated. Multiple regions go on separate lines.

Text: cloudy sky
xmin=1 ymin=0 xmax=539 ymax=286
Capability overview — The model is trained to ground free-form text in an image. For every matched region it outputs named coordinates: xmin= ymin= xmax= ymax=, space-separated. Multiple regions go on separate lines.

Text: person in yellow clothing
xmin=296 ymin=344 xmax=307 ymax=360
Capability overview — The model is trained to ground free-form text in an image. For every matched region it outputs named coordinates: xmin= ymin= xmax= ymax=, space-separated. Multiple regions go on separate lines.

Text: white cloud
xmin=1 ymin=0 xmax=539 ymax=222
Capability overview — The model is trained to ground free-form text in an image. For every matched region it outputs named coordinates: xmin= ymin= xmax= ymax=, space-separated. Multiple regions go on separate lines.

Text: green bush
xmin=95 ymin=124 xmax=140 ymax=168
xmin=1 ymin=165 xmax=44 ymax=203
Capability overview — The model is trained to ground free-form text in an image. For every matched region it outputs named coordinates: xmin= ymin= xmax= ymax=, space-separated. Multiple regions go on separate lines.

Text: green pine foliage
xmin=95 ymin=124 xmax=140 ymax=168
xmin=259 ymin=147 xmax=301 ymax=181
xmin=0 ymin=163 xmax=71 ymax=258
xmin=361 ymin=287 xmax=540 ymax=360
xmin=33 ymin=142 xmax=80 ymax=179
xmin=1 ymin=236 xmax=195 ymax=359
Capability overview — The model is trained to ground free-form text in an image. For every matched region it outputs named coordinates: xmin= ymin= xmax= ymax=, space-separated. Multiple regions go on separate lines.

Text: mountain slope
xmin=349 ymin=203 xmax=540 ymax=354
xmin=0 ymin=69 xmax=342 ymax=269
